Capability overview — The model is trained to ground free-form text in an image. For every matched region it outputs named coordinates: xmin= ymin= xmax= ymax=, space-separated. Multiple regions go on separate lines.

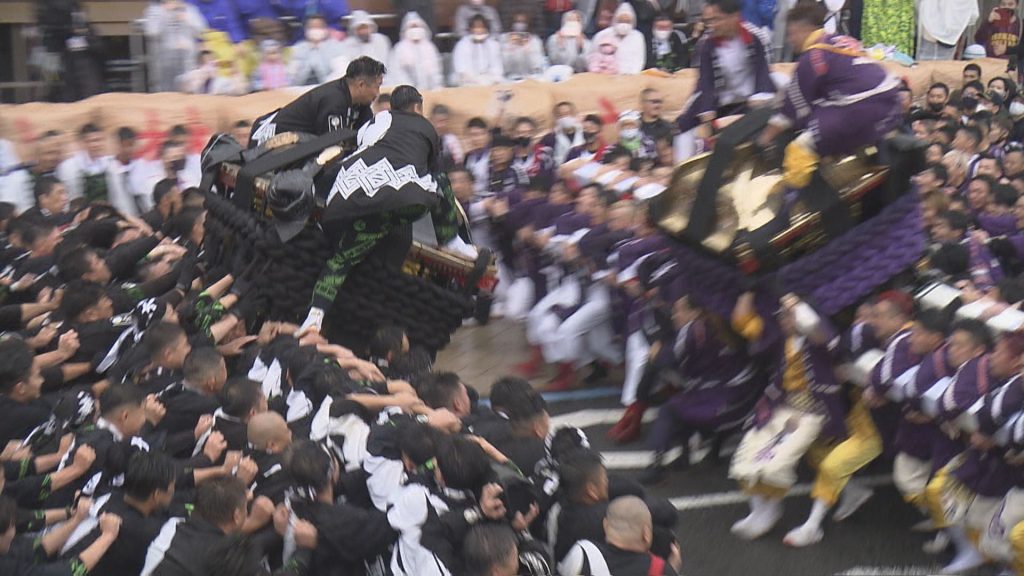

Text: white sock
xmin=749 ymin=495 xmax=766 ymax=516
xmin=762 ymin=498 xmax=783 ymax=519
xmin=803 ymin=499 xmax=830 ymax=530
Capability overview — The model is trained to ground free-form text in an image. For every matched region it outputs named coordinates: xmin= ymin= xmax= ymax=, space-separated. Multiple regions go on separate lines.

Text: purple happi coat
xmin=614 ymin=234 xmax=671 ymax=335
xmin=663 ymin=318 xmax=762 ymax=430
xmin=773 ymin=31 xmax=902 ymax=157
xmin=954 ymin=374 xmax=1023 ymax=496
xmin=868 ymin=327 xmax=921 ymax=453
xmin=896 ymin=347 xmax=952 ymax=462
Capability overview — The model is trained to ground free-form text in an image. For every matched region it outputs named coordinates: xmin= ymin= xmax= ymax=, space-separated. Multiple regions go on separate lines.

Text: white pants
xmin=542 ymin=284 xmax=620 ymax=367
xmin=526 ymin=281 xmax=580 ymax=346
xmin=621 ymin=331 xmax=649 ymax=406
xmin=729 ymin=407 xmax=825 ymax=490
xmin=981 ymin=487 xmax=1024 ymax=564
xmin=893 ymin=452 xmax=932 ymax=502
xmin=504 ymin=277 xmax=535 ymax=322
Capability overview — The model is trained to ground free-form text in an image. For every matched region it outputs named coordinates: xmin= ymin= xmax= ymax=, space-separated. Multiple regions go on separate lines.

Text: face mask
xmin=562 ymin=21 xmax=582 ymax=37
xmin=928 ymin=101 xmax=945 ymax=112
xmin=989 ymin=90 xmax=1006 ymax=106
xmin=1011 ymin=101 xmax=1024 ymax=116
xmin=513 ymin=22 xmax=528 ymax=33
xmin=557 ymin=116 xmax=578 ymax=132
xmin=472 ymin=33 xmax=489 ymax=42
xmin=584 ymin=131 xmax=599 ymax=142
xmin=516 ymin=137 xmax=531 ymax=148
xmin=306 ymin=28 xmax=327 ymax=42
xmin=407 ymin=27 xmax=426 ymax=41
xmin=619 ymin=127 xmax=640 ymax=140
xmin=169 ymin=158 xmax=186 ymax=172
xmin=614 ymin=22 xmax=632 ymax=36
xmin=654 ymin=29 xmax=671 ymax=41
xmin=357 ymin=33 xmax=371 ymax=43
xmin=962 ymin=96 xmax=978 ymax=111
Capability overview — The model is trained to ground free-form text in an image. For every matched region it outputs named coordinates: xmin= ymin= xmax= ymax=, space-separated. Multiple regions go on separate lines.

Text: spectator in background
xmin=104 ymin=127 xmax=146 ymax=216
xmin=452 ymin=15 xmax=505 ymax=86
xmin=454 ymin=0 xmax=503 ymax=38
xmin=319 ymin=0 xmax=351 ymax=31
xmin=501 ymin=11 xmax=546 ymax=81
xmin=547 ymin=10 xmax=592 ymax=73
xmin=588 ymin=36 xmax=620 ymax=74
xmin=392 ymin=0 xmax=435 ymax=35
xmin=189 ymin=0 xmax=246 ymax=44
xmin=646 ymin=13 xmax=690 ymax=72
xmin=146 ymin=0 xmax=207 ymax=92
xmin=566 ymin=114 xmax=611 ymax=162
xmin=544 ymin=0 xmax=575 ymax=37
xmin=431 ymin=104 xmax=465 ymax=170
xmin=178 ymin=51 xmax=249 ymax=94
xmin=742 ymin=0 xmax=777 ymax=35
xmin=976 ymin=0 xmax=1021 ymax=60
xmin=133 ymin=139 xmax=200 ymax=212
xmin=387 ymin=12 xmax=443 ymax=91
xmin=340 ymin=11 xmax=392 ymax=66
xmin=639 ymin=88 xmax=672 ymax=143
xmin=253 ymin=40 xmax=289 ymax=91
xmin=57 ymin=123 xmax=111 ymax=206
xmin=1 ymin=130 xmax=63 ymax=212
xmin=917 ymin=0 xmax=979 ymax=61
xmin=591 ymin=3 xmax=646 ymax=75
xmin=374 ymin=92 xmax=391 ymax=113
xmin=289 ymin=14 xmax=345 ymax=86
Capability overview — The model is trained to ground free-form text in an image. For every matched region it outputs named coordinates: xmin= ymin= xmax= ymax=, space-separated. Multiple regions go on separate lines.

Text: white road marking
xmin=668 ymin=474 xmax=893 ymax=512
xmin=550 ymin=408 xmax=657 ymax=430
xmin=602 ymin=447 xmax=685 ymax=470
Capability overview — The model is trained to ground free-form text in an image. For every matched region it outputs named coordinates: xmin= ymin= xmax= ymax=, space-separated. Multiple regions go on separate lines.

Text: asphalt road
xmin=543 ymin=391 xmax=1001 ymax=576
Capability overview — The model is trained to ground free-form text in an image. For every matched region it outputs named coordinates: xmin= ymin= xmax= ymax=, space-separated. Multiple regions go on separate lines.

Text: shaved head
xmin=604 ymin=496 xmax=653 ymax=551
xmin=247 ymin=412 xmax=291 ymax=453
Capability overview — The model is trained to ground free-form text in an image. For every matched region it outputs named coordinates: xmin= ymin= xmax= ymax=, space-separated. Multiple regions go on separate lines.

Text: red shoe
xmin=608 ymin=402 xmax=646 ymax=443
xmin=545 ymin=363 xmax=577 ymax=392
xmin=516 ymin=345 xmax=545 ymax=378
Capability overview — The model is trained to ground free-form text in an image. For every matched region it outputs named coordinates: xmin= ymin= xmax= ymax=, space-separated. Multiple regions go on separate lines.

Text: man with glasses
xmin=640 ymin=89 xmax=672 ymax=144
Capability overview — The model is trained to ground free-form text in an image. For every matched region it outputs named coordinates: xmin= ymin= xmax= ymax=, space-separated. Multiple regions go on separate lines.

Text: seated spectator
xmin=57 ymin=123 xmax=111 ymax=206
xmin=588 ymin=36 xmax=620 ymax=74
xmin=559 ymin=496 xmax=682 ymax=576
xmin=146 ymin=0 xmax=207 ymax=92
xmin=252 ymin=40 xmax=289 ymax=91
xmin=591 ymin=4 xmax=646 ymax=75
xmin=646 ymin=13 xmax=690 ymax=72
xmin=178 ymin=51 xmax=250 ymax=95
xmin=340 ymin=11 xmax=392 ymax=66
xmin=452 ymin=15 xmax=505 ymax=86
xmin=387 ymin=12 xmax=444 ymax=91
xmin=547 ymin=10 xmax=592 ymax=73
xmin=288 ymin=14 xmax=345 ymax=86
xmin=454 ymin=0 xmax=503 ymax=37
xmin=501 ymin=11 xmax=546 ymax=81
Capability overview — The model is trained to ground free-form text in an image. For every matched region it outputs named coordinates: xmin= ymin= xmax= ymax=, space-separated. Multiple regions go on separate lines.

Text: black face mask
xmin=516 ymin=137 xmax=531 ymax=148
xmin=168 ymin=158 xmax=186 ymax=173
xmin=928 ymin=102 xmax=945 ymax=112
xmin=584 ymin=131 xmax=599 ymax=142
xmin=961 ymin=96 xmax=978 ymax=112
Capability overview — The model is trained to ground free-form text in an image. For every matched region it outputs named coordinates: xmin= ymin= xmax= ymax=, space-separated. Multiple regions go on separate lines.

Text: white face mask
xmin=1012 ymin=101 xmax=1024 ymax=117
xmin=407 ymin=26 xmax=426 ymax=42
xmin=306 ymin=28 xmax=327 ymax=43
xmin=614 ymin=22 xmax=632 ymax=36
xmin=562 ymin=21 xmax=582 ymax=37
xmin=472 ymin=33 xmax=489 ymax=42
xmin=619 ymin=127 xmax=640 ymax=140
xmin=557 ymin=116 xmax=579 ymax=132
xmin=654 ymin=29 xmax=671 ymax=41
xmin=513 ymin=22 xmax=528 ymax=33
